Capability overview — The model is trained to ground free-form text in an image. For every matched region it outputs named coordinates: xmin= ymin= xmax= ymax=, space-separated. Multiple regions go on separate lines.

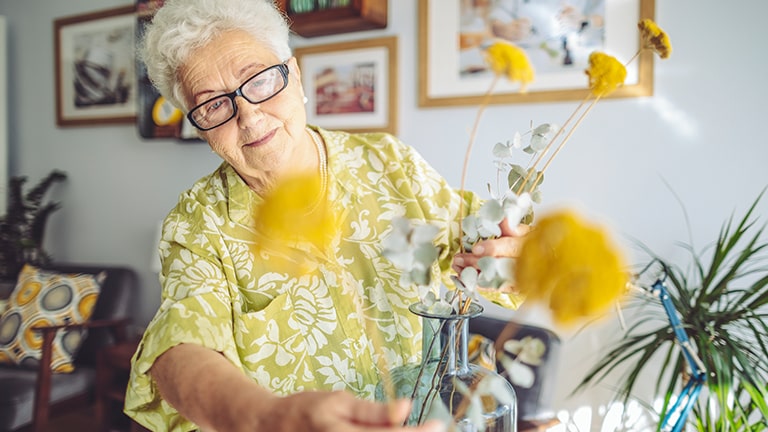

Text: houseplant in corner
xmin=0 ymin=170 xmax=68 ymax=290
xmin=576 ymin=191 xmax=768 ymax=431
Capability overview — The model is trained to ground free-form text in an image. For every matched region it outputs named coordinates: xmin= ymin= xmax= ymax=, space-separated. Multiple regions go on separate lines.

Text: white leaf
xmin=411 ymin=223 xmax=439 ymax=244
xmin=478 ymin=199 xmax=505 ymax=223
xmin=500 ymin=354 xmax=536 ymax=388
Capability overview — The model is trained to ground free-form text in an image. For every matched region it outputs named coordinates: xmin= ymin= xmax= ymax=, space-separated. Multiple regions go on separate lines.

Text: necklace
xmin=306 ymin=127 xmax=328 ymax=212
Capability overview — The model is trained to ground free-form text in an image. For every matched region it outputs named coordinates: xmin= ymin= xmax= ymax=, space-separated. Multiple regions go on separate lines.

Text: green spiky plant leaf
xmin=0 ymin=170 xmax=67 ymax=280
xmin=575 ymin=190 xmax=768 ymax=431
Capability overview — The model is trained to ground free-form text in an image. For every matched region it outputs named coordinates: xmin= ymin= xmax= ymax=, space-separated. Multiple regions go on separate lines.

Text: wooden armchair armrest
xmin=30 ymin=317 xmax=132 ymax=431
xmin=33 ymin=317 xmax=132 ymax=340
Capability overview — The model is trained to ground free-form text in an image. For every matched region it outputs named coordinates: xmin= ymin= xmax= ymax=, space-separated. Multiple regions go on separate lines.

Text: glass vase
xmin=377 ymin=302 xmax=517 ymax=431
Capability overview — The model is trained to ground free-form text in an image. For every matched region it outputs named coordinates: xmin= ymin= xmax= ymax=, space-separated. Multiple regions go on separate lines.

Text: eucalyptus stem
xmin=514 ymin=94 xmax=590 ymax=196
xmin=460 ymin=76 xmax=500 ymax=240
xmin=528 ymin=94 xmax=603 ymax=191
xmin=515 ymin=48 xmax=643 ymax=195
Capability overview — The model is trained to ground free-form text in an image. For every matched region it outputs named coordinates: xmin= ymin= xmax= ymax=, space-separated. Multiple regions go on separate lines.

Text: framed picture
xmin=418 ymin=0 xmax=655 ymax=107
xmin=135 ymin=6 xmax=201 ymax=141
xmin=54 ymin=5 xmax=137 ymax=126
xmin=294 ymin=36 xmax=398 ymax=135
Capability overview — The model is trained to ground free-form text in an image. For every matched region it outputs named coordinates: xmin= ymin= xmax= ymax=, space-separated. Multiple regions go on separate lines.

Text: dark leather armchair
xmin=0 ymin=264 xmax=138 ymax=432
xmin=469 ymin=315 xmax=562 ymax=431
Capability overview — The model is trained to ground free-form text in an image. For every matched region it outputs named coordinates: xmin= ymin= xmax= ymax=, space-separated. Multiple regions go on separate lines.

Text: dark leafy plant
xmin=575 ymin=191 xmax=768 ymax=431
xmin=0 ymin=170 xmax=68 ymax=280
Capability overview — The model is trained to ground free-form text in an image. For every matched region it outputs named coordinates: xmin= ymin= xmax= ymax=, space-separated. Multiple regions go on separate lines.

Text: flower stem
xmin=460 ymin=76 xmax=500 ymax=237
xmin=529 ymin=94 xmax=603 ymax=191
xmin=515 ymin=49 xmax=644 ymax=196
xmin=515 ymin=94 xmax=591 ymax=195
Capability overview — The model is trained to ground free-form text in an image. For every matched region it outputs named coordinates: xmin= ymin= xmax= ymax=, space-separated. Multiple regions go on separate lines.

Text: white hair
xmin=139 ymin=0 xmax=292 ymax=110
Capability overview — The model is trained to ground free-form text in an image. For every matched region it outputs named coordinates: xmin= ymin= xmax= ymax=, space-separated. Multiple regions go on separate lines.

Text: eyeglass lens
xmin=188 ymin=63 xmax=288 ymax=130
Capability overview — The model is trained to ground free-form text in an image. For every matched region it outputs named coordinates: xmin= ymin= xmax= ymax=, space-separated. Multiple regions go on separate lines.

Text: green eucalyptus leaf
xmin=529 ymin=134 xmax=548 ymax=151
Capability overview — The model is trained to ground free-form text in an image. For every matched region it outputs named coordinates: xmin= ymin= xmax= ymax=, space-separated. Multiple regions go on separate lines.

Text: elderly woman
xmin=125 ymin=0 xmax=528 ymax=431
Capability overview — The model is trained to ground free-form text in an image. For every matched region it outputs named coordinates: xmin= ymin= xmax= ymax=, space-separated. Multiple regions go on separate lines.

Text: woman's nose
xmin=234 ymin=96 xmax=263 ymax=128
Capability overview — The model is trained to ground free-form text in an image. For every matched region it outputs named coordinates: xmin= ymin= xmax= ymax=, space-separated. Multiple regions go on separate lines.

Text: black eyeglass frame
xmin=186 ymin=62 xmax=290 ymax=131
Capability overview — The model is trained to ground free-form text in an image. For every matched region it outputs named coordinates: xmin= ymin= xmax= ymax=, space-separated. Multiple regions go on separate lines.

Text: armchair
xmin=0 ymin=264 xmax=138 ymax=432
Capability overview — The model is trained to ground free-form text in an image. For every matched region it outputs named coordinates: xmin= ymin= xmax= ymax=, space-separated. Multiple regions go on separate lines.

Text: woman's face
xmin=179 ymin=30 xmax=307 ymax=189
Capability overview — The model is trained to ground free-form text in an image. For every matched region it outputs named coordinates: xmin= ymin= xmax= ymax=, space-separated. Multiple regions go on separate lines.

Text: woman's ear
xmin=287 ymin=56 xmax=306 ymax=101
xmin=287 ymin=56 xmax=301 ymax=81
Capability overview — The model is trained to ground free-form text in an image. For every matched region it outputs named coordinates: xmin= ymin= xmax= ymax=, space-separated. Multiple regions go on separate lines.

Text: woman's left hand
xmin=451 ymin=219 xmax=531 ymax=274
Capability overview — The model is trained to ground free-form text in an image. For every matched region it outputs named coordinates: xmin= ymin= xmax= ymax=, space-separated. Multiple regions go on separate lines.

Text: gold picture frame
xmin=294 ymin=36 xmax=398 ymax=135
xmin=54 ymin=5 xmax=137 ymax=126
xmin=418 ymin=0 xmax=655 ymax=107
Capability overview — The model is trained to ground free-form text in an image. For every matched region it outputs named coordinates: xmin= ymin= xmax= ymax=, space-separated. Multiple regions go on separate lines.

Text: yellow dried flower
xmin=254 ymin=173 xmax=338 ymax=253
xmin=585 ymin=52 xmax=627 ymax=97
xmin=515 ymin=210 xmax=628 ymax=326
xmin=483 ymin=40 xmax=535 ymax=92
xmin=638 ymin=19 xmax=672 ymax=59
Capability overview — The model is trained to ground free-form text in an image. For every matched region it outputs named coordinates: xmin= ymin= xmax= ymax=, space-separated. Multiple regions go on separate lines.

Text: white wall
xmin=1 ymin=0 xmax=767 ymax=429
xmin=0 ymin=16 xmax=6 ymax=212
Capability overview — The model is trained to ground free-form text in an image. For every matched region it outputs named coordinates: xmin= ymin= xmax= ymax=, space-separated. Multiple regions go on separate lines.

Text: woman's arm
xmin=150 ymin=343 xmax=446 ymax=432
xmin=150 ymin=343 xmax=271 ymax=432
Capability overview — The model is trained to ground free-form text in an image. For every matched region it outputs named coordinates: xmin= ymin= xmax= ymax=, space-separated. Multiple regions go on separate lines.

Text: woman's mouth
xmin=244 ymin=129 xmax=277 ymax=147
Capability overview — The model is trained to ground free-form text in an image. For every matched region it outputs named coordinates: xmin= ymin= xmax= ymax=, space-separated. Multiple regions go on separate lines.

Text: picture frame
xmin=418 ymin=0 xmax=655 ymax=107
xmin=135 ymin=4 xmax=201 ymax=141
xmin=54 ymin=5 xmax=137 ymax=126
xmin=294 ymin=36 xmax=398 ymax=135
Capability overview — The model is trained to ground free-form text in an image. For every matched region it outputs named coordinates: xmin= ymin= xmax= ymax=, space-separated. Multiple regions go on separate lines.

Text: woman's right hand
xmin=257 ymin=391 xmax=445 ymax=432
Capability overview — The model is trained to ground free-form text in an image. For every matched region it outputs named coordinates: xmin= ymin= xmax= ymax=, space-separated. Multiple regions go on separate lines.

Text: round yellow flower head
xmin=483 ymin=40 xmax=535 ymax=92
xmin=254 ymin=173 xmax=338 ymax=255
xmin=515 ymin=209 xmax=628 ymax=326
xmin=585 ymin=52 xmax=627 ymax=97
xmin=638 ymin=19 xmax=672 ymax=59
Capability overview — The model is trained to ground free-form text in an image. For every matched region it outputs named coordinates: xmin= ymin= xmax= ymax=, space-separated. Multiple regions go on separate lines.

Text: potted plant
xmin=0 ymin=170 xmax=68 ymax=286
xmin=576 ymin=192 xmax=768 ymax=431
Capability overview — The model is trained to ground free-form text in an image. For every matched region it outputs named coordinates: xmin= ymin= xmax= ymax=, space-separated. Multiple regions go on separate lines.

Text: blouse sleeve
xmin=377 ymin=133 xmax=482 ymax=286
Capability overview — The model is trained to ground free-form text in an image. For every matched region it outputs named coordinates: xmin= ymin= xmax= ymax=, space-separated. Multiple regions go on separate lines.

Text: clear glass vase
xmin=376 ymin=302 xmax=517 ymax=432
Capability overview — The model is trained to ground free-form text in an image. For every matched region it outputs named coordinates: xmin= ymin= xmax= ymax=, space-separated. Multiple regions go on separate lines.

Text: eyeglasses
xmin=186 ymin=63 xmax=290 ymax=131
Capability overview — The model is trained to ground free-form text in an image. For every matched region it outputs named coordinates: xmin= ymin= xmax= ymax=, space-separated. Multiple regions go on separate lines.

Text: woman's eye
xmin=248 ymin=78 xmax=268 ymax=90
xmin=207 ymin=98 xmax=226 ymax=112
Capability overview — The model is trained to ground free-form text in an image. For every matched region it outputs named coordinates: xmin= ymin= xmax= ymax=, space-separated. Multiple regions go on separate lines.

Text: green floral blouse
xmin=124 ymin=127 xmax=480 ymax=431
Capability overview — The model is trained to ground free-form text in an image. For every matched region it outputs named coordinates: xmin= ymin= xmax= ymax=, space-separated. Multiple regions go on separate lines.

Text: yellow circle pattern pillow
xmin=0 ymin=264 xmax=104 ymax=373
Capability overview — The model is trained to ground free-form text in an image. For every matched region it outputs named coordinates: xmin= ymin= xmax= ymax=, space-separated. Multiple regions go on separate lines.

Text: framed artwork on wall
xmin=294 ymin=36 xmax=398 ymax=135
xmin=54 ymin=5 xmax=137 ymax=126
xmin=135 ymin=2 xmax=200 ymax=141
xmin=418 ymin=0 xmax=655 ymax=107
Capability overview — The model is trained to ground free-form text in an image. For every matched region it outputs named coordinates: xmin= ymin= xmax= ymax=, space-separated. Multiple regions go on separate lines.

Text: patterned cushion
xmin=0 ymin=264 xmax=104 ymax=372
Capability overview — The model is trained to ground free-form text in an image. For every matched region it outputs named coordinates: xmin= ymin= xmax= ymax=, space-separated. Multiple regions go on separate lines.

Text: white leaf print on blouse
xmin=285 ymin=275 xmax=337 ymax=356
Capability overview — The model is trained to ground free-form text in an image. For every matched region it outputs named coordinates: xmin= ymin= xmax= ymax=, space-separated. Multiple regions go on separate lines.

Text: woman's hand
xmin=152 ymin=344 xmax=444 ymax=432
xmin=452 ymin=218 xmax=531 ymax=275
xmin=259 ymin=392 xmax=445 ymax=432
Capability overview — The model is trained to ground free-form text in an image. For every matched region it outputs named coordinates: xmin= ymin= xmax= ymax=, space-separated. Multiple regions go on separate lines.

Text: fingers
xmin=452 ymin=222 xmax=531 ymax=273
xmin=341 ymin=397 xmax=446 ymax=432
xmin=500 ymin=219 xmax=531 ymax=237
xmin=339 ymin=395 xmax=400 ymax=426
xmin=475 ymin=222 xmax=530 ymax=257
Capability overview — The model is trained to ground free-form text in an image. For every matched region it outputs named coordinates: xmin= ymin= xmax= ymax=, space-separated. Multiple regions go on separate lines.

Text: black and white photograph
xmin=54 ymin=5 xmax=136 ymax=126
